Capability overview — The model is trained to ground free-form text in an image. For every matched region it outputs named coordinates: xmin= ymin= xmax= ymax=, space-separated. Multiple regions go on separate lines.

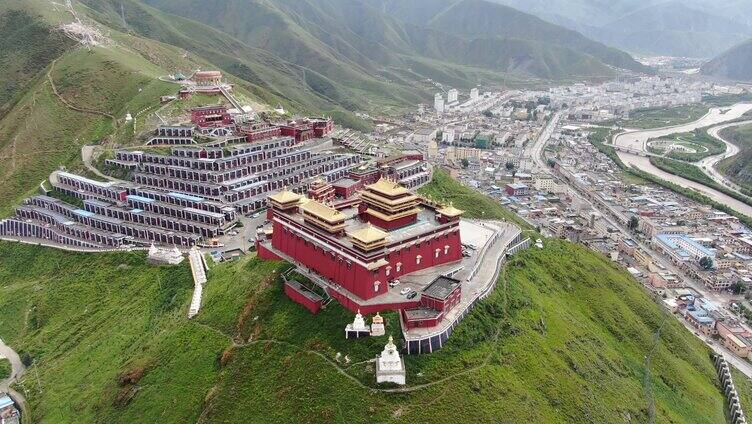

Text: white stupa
xmin=148 ymin=244 xmax=184 ymax=265
xmin=125 ymin=112 xmax=133 ymax=122
xmin=375 ymin=336 xmax=406 ymax=385
xmin=345 ymin=309 xmax=371 ymax=339
xmin=370 ymin=312 xmax=385 ymax=336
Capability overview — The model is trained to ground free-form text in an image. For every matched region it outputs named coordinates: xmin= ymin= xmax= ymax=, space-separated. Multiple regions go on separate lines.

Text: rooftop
xmin=300 ymin=199 xmax=345 ymax=223
xmin=350 ymin=224 xmax=388 ymax=244
xmin=366 ymin=178 xmax=410 ymax=197
xmin=423 ymin=275 xmax=461 ymax=300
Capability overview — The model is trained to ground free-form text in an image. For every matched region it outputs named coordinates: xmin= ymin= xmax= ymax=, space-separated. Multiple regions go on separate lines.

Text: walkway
xmin=188 ymin=247 xmax=208 ymax=319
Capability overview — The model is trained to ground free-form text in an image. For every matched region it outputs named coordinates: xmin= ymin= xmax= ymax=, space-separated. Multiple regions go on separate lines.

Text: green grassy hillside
xmin=0 ymin=9 xmax=73 ymax=117
xmin=719 ymin=123 xmax=752 ymax=191
xmin=702 ymin=38 xmax=752 ymax=81
xmin=0 ymin=236 xmax=728 ymax=423
xmin=0 ymin=44 xmax=176 ymax=214
xmin=142 ymin=0 xmax=643 ymax=82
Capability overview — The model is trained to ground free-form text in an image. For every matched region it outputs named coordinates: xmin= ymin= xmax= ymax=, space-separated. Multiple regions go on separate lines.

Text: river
xmin=613 ymin=103 xmax=752 ymax=219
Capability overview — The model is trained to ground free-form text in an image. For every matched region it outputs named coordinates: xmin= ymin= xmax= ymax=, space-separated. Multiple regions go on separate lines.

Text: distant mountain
xmin=489 ymin=0 xmax=752 ymax=58
xmin=701 ymin=39 xmax=752 ymax=81
xmin=142 ymin=0 xmax=647 ymax=81
xmin=590 ymin=1 xmax=752 ymax=58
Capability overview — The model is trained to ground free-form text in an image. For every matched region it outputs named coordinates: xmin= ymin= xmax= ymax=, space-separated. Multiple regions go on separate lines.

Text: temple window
xmin=435 ymin=248 xmax=440 ymax=258
xmin=416 ymin=255 xmax=422 ymax=265
xmin=396 ymin=262 xmax=402 ymax=272
xmin=444 ymin=245 xmax=450 ymax=254
xmin=385 ymin=266 xmax=391 ymax=276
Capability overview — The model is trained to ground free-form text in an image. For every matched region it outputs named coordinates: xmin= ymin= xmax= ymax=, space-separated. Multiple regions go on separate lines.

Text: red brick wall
xmin=284 ymin=282 xmax=322 ymax=314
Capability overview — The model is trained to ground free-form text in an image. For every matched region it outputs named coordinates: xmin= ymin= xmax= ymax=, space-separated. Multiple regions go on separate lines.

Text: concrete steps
xmin=188 ymin=247 xmax=207 ymax=319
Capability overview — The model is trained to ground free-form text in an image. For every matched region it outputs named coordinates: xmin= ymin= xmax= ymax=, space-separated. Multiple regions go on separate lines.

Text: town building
xmin=0 ymin=395 xmax=19 ymax=424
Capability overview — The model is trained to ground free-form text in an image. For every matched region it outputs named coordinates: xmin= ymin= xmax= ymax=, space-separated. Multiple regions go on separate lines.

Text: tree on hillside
xmin=699 ymin=256 xmax=714 ymax=271
xmin=627 ymin=216 xmax=639 ymax=231
xmin=505 ymin=161 xmax=516 ymax=171
xmin=460 ymin=158 xmax=469 ymax=169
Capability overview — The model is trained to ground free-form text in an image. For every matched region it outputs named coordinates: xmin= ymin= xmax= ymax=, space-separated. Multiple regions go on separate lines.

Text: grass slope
xmin=719 ymin=122 xmax=752 ymax=192
xmin=418 ymin=168 xmax=529 ymax=228
xmin=0 ymin=237 xmax=729 ymax=423
xmin=0 ymin=45 xmax=175 ymax=215
xmin=0 ymin=9 xmax=73 ymax=117
xmin=0 ymin=358 xmax=10 ymax=380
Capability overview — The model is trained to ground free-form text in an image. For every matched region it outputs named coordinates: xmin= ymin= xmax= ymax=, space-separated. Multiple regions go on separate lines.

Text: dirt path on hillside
xmin=47 ymin=58 xmax=118 ymax=125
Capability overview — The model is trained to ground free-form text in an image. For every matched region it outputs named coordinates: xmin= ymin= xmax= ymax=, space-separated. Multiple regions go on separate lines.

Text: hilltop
xmin=0 ymin=169 xmax=735 ymax=423
xmin=0 ymin=235 xmax=730 ymax=422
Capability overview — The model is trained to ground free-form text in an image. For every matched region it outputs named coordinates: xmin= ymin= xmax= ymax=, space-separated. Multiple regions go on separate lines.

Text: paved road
xmin=613 ymin=103 xmax=752 ymax=218
xmin=81 ymin=145 xmax=125 ymax=183
xmin=0 ymin=337 xmax=28 ymax=418
xmin=0 ymin=339 xmax=24 ymax=393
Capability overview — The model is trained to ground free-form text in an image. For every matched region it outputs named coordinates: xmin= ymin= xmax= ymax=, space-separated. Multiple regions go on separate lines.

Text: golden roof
xmin=437 ymin=203 xmax=464 ymax=218
xmin=300 ymin=199 xmax=345 ymax=223
xmin=365 ymin=177 xmax=409 ymax=197
xmin=350 ymin=224 xmax=388 ymax=244
xmin=269 ymin=189 xmax=302 ymax=205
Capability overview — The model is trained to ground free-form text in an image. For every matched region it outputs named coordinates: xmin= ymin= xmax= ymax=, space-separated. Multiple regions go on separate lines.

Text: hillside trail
xmin=191 ymin=262 xmax=511 ymax=414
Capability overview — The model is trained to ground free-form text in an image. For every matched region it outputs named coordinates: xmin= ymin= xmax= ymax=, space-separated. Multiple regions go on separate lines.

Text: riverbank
xmin=613 ymin=103 xmax=752 ymax=219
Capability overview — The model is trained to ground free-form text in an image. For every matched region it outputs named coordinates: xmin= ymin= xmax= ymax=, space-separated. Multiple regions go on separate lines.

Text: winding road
xmin=613 ymin=103 xmax=752 ymax=219
xmin=0 ymin=338 xmax=28 ymax=419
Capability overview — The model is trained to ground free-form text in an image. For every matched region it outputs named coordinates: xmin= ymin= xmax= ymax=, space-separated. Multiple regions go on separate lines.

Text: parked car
xmin=407 ymin=292 xmax=418 ymax=299
xmin=252 ymin=212 xmax=261 ymax=218
xmin=389 ymin=279 xmax=401 ymax=288
xmin=400 ymin=287 xmax=412 ymax=295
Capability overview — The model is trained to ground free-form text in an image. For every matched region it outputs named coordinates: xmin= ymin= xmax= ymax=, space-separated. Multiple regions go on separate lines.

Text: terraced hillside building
xmin=0 ymin=139 xmax=360 ymax=249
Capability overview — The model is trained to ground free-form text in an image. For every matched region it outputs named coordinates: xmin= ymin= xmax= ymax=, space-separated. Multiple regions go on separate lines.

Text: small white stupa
xmin=375 ymin=336 xmax=406 ymax=385
xmin=125 ymin=112 xmax=133 ymax=122
xmin=148 ymin=244 xmax=184 ymax=265
xmin=345 ymin=309 xmax=371 ymax=339
xmin=370 ymin=312 xmax=385 ymax=336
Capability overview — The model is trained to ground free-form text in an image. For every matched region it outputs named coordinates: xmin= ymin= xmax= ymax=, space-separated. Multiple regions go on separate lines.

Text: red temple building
xmin=238 ymin=121 xmax=282 ymax=142
xmin=190 ymin=106 xmax=233 ymax=128
xmin=358 ymin=179 xmax=421 ymax=231
xmin=257 ymin=179 xmax=464 ymax=316
xmin=307 ymin=178 xmax=336 ymax=203
xmin=280 ymin=118 xmax=334 ymax=143
xmin=193 ymin=70 xmax=223 ymax=86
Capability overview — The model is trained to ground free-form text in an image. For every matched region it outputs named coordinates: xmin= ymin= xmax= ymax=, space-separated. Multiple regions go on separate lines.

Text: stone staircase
xmin=188 ymin=247 xmax=208 ymax=319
